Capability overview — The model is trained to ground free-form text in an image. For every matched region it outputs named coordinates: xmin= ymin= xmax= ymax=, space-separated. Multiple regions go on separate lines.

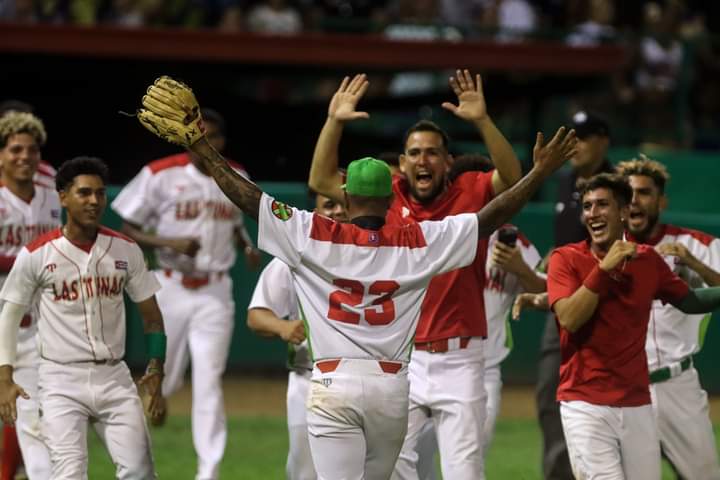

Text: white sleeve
xmin=248 ymin=258 xmax=296 ymax=319
xmin=0 ymin=302 xmax=25 ymax=367
xmin=420 ymin=213 xmax=479 ymax=276
xmin=520 ymin=241 xmax=542 ymax=272
xmin=257 ymin=193 xmax=313 ymax=269
xmin=124 ymin=242 xmax=161 ymax=303
xmin=704 ymin=238 xmax=720 ymax=275
xmin=0 ymin=248 xmax=39 ymax=307
xmin=111 ymin=167 xmax=157 ymax=225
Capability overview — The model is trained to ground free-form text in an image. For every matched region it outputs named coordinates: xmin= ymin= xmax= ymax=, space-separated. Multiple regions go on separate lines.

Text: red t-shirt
xmin=390 ymin=171 xmax=494 ymax=341
xmin=547 ymin=240 xmax=690 ymax=407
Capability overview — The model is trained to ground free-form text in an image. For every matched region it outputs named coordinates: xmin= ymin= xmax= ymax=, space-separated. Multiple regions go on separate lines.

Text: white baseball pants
xmin=650 ymin=367 xmax=720 ymax=479
xmin=307 ymin=359 xmax=409 ymax=480
xmin=287 ymin=369 xmax=316 ymax=480
xmin=37 ymin=359 xmax=155 ymax=480
xmin=560 ymin=400 xmax=660 ymax=480
xmin=483 ymin=363 xmax=502 ymax=456
xmin=156 ymin=272 xmax=234 ymax=480
xmin=393 ymin=337 xmax=487 ymax=480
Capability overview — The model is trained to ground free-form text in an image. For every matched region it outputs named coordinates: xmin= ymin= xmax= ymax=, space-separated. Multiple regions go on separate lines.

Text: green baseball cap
xmin=342 ymin=157 xmax=392 ymax=197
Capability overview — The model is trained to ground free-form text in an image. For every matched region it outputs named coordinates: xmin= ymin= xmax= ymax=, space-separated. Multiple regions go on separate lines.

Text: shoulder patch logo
xmin=271 ymin=200 xmax=293 ymax=221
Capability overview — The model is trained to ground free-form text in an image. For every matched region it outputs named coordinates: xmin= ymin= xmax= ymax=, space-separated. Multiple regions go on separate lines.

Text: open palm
xmin=442 ymin=69 xmax=488 ymax=122
xmin=328 ymin=74 xmax=370 ymax=122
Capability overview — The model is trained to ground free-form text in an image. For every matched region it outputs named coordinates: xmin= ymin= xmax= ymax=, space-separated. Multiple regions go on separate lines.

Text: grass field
xmin=84 ymin=377 xmax=720 ymax=479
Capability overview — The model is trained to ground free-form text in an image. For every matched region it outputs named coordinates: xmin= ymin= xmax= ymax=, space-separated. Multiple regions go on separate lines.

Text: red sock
xmin=0 ymin=424 xmax=21 ymax=480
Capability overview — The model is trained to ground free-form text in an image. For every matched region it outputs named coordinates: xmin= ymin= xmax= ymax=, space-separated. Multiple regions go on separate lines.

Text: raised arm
xmin=475 ymin=127 xmax=577 ymax=239
xmin=441 ymin=69 xmax=521 ymax=195
xmin=309 ymin=74 xmax=370 ymax=204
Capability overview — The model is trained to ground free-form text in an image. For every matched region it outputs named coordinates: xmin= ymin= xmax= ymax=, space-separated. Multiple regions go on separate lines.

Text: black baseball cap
xmin=571 ymin=111 xmax=610 ymax=139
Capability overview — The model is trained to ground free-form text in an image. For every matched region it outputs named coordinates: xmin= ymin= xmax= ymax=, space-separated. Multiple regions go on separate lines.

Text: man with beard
xmin=618 ymin=156 xmax=720 ymax=479
xmin=547 ymin=172 xmax=720 ymax=479
xmin=308 ymin=70 xmax=523 ymax=479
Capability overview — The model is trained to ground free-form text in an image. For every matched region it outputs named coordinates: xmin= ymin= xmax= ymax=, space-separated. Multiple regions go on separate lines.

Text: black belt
xmin=649 ymin=356 xmax=692 ymax=384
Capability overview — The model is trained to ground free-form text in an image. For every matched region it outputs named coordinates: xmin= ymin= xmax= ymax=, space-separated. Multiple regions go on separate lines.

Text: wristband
xmin=583 ymin=265 xmax=613 ymax=296
xmin=145 ymin=332 xmax=167 ymax=361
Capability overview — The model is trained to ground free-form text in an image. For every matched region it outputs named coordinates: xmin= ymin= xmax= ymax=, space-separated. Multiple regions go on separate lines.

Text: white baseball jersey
xmin=0 ymin=227 xmax=160 ymax=363
xmin=483 ymin=228 xmax=542 ymax=367
xmin=257 ymin=193 xmax=479 ymax=362
xmin=248 ymin=257 xmax=311 ymax=370
xmin=33 ymin=161 xmax=57 ymax=190
xmin=645 ymin=224 xmax=720 ymax=370
xmin=111 ymin=153 xmax=248 ymax=273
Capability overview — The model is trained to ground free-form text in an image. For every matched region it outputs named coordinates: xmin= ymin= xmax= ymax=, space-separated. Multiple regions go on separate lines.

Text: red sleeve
xmin=0 ymin=255 xmax=16 ymax=273
xmin=472 ymin=171 xmax=495 ymax=203
xmin=651 ymin=249 xmax=690 ymax=304
xmin=547 ymin=249 xmax=581 ymax=309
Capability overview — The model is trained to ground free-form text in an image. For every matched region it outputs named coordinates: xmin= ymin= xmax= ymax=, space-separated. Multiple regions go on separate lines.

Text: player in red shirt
xmin=308 ymin=71 xmax=536 ymax=478
xmin=547 ymin=173 xmax=720 ymax=479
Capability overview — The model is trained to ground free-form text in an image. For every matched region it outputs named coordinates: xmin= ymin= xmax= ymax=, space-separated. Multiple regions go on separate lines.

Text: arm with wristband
xmin=136 ymin=295 xmax=166 ymax=422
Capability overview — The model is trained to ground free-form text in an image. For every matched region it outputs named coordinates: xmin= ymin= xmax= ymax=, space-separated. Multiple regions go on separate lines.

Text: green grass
xmin=88 ymin=416 xmax=720 ymax=479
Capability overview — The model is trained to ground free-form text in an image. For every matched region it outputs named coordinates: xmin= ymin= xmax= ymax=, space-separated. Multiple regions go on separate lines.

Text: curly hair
xmin=55 ymin=156 xmax=109 ymax=192
xmin=616 ymin=154 xmax=670 ymax=193
xmin=0 ymin=111 xmax=47 ymax=148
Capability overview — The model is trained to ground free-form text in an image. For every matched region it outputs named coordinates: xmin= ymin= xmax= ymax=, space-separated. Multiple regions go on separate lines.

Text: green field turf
xmin=87 ymin=416 xmax=720 ymax=478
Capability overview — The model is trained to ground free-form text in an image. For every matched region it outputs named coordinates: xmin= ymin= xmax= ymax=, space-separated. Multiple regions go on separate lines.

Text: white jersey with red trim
xmin=248 ymin=257 xmax=311 ymax=370
xmin=483 ymin=228 xmax=542 ymax=368
xmin=257 ymin=193 xmax=479 ymax=362
xmin=644 ymin=224 xmax=720 ymax=370
xmin=33 ymin=161 xmax=56 ymax=190
xmin=111 ymin=153 xmax=249 ymax=273
xmin=0 ymin=227 xmax=160 ymax=363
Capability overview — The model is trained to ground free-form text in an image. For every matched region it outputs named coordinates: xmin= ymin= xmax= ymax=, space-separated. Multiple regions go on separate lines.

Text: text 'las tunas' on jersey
xmin=257 ymin=193 xmax=479 ymax=363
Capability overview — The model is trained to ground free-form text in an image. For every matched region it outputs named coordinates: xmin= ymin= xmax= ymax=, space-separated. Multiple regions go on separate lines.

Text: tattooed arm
xmin=189 ymin=138 xmax=263 ymax=222
xmin=476 ymin=127 xmax=577 ymax=239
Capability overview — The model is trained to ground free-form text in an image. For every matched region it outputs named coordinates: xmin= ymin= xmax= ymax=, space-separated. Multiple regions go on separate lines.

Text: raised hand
xmin=512 ymin=292 xmax=549 ymax=320
xmin=442 ymin=69 xmax=488 ymax=122
xmin=599 ymin=240 xmax=637 ymax=272
xmin=532 ymin=127 xmax=578 ymax=177
xmin=328 ymin=74 xmax=370 ymax=123
xmin=491 ymin=242 xmax=525 ymax=275
xmin=656 ymin=242 xmax=695 ymax=266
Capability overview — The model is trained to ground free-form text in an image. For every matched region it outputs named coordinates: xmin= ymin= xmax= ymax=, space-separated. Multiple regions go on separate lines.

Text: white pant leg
xmin=286 ymin=370 xmax=316 ymax=480
xmin=187 ymin=277 xmax=234 ymax=480
xmin=155 ymin=273 xmax=192 ymax=396
xmin=415 ymin=419 xmax=438 ymax=480
xmin=14 ymin=349 xmax=51 ymax=480
xmin=651 ymin=368 xmax=720 ymax=479
xmin=38 ymin=361 xmax=93 ymax=480
xmin=483 ymin=363 xmax=502 ymax=457
xmin=91 ymin=362 xmax=155 ymax=480
xmin=430 ymin=340 xmax=487 ymax=479
xmin=561 ymin=400 xmax=660 ymax=480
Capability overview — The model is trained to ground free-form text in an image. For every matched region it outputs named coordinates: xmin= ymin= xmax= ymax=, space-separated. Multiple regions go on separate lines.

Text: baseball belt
xmin=649 ymin=356 xmax=692 ymax=384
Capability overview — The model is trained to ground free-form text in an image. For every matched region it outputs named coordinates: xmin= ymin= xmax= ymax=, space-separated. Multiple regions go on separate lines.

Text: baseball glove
xmin=137 ymin=76 xmax=206 ymax=148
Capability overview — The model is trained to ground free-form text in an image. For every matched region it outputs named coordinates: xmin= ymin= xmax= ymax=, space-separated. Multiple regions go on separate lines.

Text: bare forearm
xmin=0 ymin=365 xmax=12 ymax=382
xmin=475 ymin=117 xmax=521 ymax=192
xmin=516 ymin=267 xmax=546 ymax=294
xmin=137 ymin=297 xmax=165 ymax=334
xmin=190 ymin=138 xmax=262 ymax=221
xmin=554 ymin=287 xmax=600 ymax=333
xmin=309 ymin=118 xmax=346 ymax=204
xmin=247 ymin=308 xmax=287 ymax=338
xmin=688 ymin=259 xmax=720 ymax=287
xmin=120 ymin=223 xmax=174 ymax=251
xmin=234 ymin=226 xmax=254 ymax=250
xmin=476 ymin=167 xmax=546 ymax=238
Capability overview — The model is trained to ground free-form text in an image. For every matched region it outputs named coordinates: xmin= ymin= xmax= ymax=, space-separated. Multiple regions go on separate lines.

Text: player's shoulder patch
xmin=148 ymin=153 xmax=191 ymax=175
xmin=26 ymin=228 xmax=63 ymax=253
xmin=271 ymin=200 xmax=294 ymax=221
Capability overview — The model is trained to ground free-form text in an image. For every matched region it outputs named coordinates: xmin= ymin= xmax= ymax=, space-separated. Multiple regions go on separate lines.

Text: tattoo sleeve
xmin=191 ymin=139 xmax=263 ymax=221
xmin=476 ymin=168 xmax=546 ymax=239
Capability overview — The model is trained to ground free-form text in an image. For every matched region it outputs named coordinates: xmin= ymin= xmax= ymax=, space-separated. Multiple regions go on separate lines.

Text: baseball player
xmin=135 ymin=74 xmax=577 ymax=479
xmin=0 ymin=111 xmax=59 ymax=480
xmin=617 ymin=156 xmax=720 ymax=479
xmin=247 ymin=191 xmax=347 ymax=480
xmin=547 ymin=173 xmax=720 ymax=479
xmin=0 ymin=156 xmax=166 ymax=479
xmin=111 ymin=108 xmax=259 ymax=480
xmin=308 ymin=71 xmax=524 ymax=479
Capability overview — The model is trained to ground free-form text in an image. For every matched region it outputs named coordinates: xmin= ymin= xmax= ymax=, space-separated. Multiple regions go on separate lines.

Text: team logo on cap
xmin=271 ymin=200 xmax=293 ymax=221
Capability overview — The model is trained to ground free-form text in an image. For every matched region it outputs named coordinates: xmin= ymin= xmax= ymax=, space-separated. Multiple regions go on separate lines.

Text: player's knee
xmin=117 ymin=457 xmax=155 ymax=480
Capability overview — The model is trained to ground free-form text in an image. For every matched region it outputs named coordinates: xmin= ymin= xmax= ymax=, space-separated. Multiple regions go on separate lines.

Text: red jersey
xmin=547 ymin=240 xmax=689 ymax=407
xmin=390 ymin=170 xmax=494 ymax=341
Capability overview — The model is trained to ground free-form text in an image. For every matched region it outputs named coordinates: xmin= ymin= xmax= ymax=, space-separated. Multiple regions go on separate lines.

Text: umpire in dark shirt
xmin=537 ymin=111 xmax=614 ymax=479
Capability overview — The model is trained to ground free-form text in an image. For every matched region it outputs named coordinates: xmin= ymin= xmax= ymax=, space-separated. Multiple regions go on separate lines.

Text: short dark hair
xmin=56 ymin=156 xmax=109 ymax=192
xmin=201 ymin=108 xmax=225 ymax=136
xmin=403 ymin=120 xmax=450 ymax=151
xmin=576 ymin=173 xmax=633 ymax=206
xmin=448 ymin=154 xmax=493 ymax=182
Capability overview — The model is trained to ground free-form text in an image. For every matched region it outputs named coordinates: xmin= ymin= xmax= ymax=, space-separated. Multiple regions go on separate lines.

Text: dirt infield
xmin=168 ymin=375 xmax=720 ymax=421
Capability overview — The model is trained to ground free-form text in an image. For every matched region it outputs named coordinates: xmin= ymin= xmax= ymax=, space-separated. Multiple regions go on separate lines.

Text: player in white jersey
xmin=0 ymin=111 xmax=58 ymax=480
xmin=135 ymin=74 xmax=577 ymax=479
xmin=618 ymin=156 xmax=720 ymax=479
xmin=112 ymin=108 xmax=259 ymax=480
xmin=248 ymin=192 xmax=347 ymax=480
xmin=0 ymin=156 xmax=166 ymax=480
